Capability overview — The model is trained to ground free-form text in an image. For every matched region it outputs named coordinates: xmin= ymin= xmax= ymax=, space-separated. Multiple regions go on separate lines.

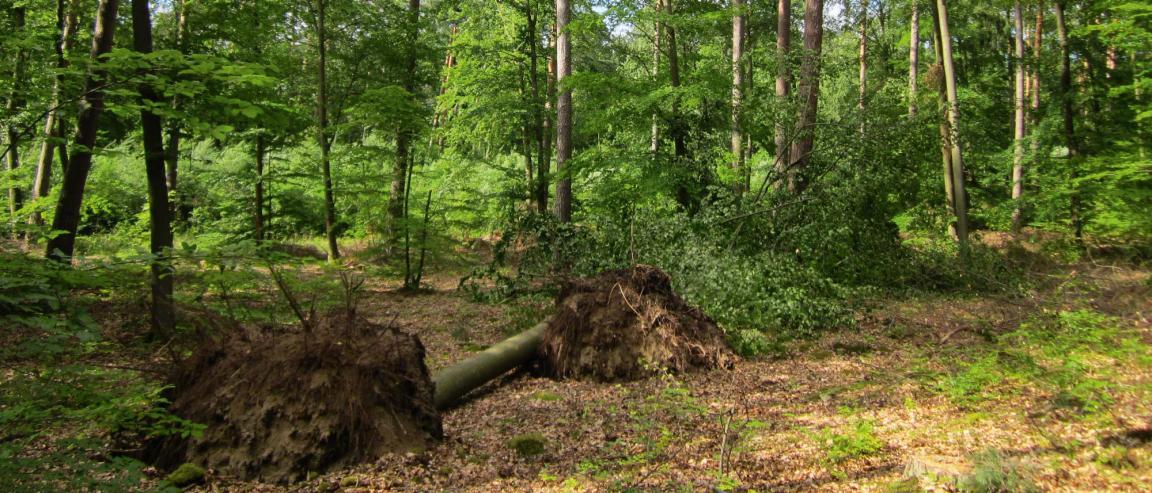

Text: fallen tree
xmin=433 ymin=265 xmax=736 ymax=409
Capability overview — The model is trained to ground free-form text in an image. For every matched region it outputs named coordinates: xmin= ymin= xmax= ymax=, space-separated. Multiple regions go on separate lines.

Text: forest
xmin=1 ymin=0 xmax=1150 ymax=490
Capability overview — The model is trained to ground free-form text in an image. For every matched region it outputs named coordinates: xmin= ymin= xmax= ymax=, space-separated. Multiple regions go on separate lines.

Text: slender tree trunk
xmin=909 ymin=1 xmax=919 ymax=117
xmin=1011 ymin=0 xmax=1026 ymax=233
xmin=1030 ymin=4 xmax=1043 ymax=154
xmin=935 ymin=0 xmax=970 ymax=247
xmin=664 ymin=0 xmax=691 ymax=208
xmin=30 ymin=0 xmax=79 ymax=229
xmin=786 ymin=0 xmax=823 ymax=193
xmin=254 ymin=135 xmax=266 ymax=242
xmin=165 ymin=0 xmax=188 ymax=212
xmin=528 ymin=7 xmax=548 ymax=214
xmin=542 ymin=28 xmax=556 ymax=212
xmin=132 ymin=0 xmax=174 ymax=337
xmin=390 ymin=0 xmax=421 ymax=249
xmin=5 ymin=5 xmax=28 ymax=233
xmin=858 ymin=0 xmax=868 ymax=128
xmin=45 ymin=0 xmax=119 ymax=262
xmin=651 ymin=4 xmax=661 ymax=155
xmin=554 ymin=0 xmax=572 ymax=223
xmin=730 ymin=0 xmax=745 ymax=194
xmin=315 ymin=0 xmax=340 ymax=260
xmin=930 ymin=0 xmax=955 ymax=238
xmin=774 ymin=0 xmax=792 ymax=183
xmin=1054 ymin=0 xmax=1082 ymax=241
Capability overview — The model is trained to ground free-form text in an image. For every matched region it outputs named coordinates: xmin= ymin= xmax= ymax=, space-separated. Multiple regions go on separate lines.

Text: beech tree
xmin=554 ymin=0 xmax=572 ymax=223
xmin=786 ymin=0 xmax=824 ymax=193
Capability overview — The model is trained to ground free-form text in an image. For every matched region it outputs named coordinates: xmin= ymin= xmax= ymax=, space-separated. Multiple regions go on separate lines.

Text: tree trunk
xmin=774 ymin=0 xmax=791 ymax=183
xmin=30 ymin=0 xmax=79 ymax=229
xmin=132 ymin=0 xmax=175 ymax=337
xmin=5 ymin=5 xmax=28 ymax=232
xmin=786 ymin=0 xmax=823 ymax=193
xmin=1054 ymin=0 xmax=1082 ymax=241
xmin=432 ymin=320 xmax=548 ymax=409
xmin=165 ymin=0 xmax=188 ymax=213
xmin=858 ymin=0 xmax=868 ymax=128
xmin=389 ymin=0 xmax=421 ymax=250
xmin=45 ymin=0 xmax=119 ymax=263
xmin=730 ymin=0 xmax=745 ymax=194
xmin=651 ymin=4 xmax=661 ymax=155
xmin=1011 ymin=0 xmax=1026 ymax=234
xmin=930 ymin=0 xmax=955 ymax=238
xmin=909 ymin=1 xmax=919 ymax=117
xmin=254 ymin=135 xmax=266 ymax=242
xmin=315 ymin=0 xmax=340 ymax=261
xmin=934 ymin=0 xmax=970 ymax=248
xmin=526 ymin=8 xmax=548 ymax=214
xmin=554 ymin=0 xmax=573 ymax=223
xmin=542 ymin=27 xmax=556 ymax=212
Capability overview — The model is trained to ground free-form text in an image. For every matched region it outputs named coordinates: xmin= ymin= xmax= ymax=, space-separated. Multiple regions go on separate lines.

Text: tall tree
xmin=1011 ymin=0 xmax=1026 ymax=233
xmin=314 ymin=0 xmax=340 ymax=260
xmin=774 ymin=0 xmax=791 ymax=181
xmin=554 ymin=0 xmax=572 ymax=223
xmin=731 ymin=0 xmax=746 ymax=194
xmin=858 ymin=0 xmax=868 ymax=120
xmin=1054 ymin=0 xmax=1081 ymax=240
xmin=5 ymin=4 xmax=28 ymax=232
xmin=388 ymin=0 xmax=421 ymax=249
xmin=663 ymin=0 xmax=690 ymax=208
xmin=786 ymin=0 xmax=823 ymax=193
xmin=909 ymin=0 xmax=919 ymax=117
xmin=132 ymin=0 xmax=175 ymax=336
xmin=165 ymin=0 xmax=188 ymax=204
xmin=933 ymin=0 xmax=970 ymax=247
xmin=45 ymin=0 xmax=120 ymax=262
xmin=30 ymin=0 xmax=78 ymax=228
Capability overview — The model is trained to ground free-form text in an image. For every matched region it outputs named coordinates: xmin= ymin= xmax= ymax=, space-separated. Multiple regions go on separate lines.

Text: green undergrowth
xmin=932 ymin=308 xmax=1150 ymax=417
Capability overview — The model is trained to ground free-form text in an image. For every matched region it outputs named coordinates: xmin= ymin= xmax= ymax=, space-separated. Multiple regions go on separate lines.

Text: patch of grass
xmin=508 ymin=433 xmax=548 ymax=457
xmin=815 ymin=419 xmax=884 ymax=464
xmin=958 ymin=449 xmax=1039 ymax=493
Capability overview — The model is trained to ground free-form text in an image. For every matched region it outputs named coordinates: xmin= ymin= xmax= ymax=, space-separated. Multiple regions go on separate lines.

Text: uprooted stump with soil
xmin=539 ymin=265 xmax=737 ymax=381
xmin=150 ymin=312 xmax=442 ymax=483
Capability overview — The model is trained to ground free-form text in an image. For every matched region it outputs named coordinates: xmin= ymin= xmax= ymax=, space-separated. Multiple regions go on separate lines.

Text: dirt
xmin=538 ymin=265 xmax=737 ymax=381
xmin=150 ymin=311 xmax=442 ymax=484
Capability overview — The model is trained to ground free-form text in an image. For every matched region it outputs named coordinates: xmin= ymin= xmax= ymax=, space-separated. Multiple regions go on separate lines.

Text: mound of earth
xmin=539 ymin=265 xmax=736 ymax=381
xmin=151 ymin=312 xmax=441 ymax=483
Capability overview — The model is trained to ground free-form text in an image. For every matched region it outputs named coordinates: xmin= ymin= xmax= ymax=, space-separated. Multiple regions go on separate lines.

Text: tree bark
xmin=542 ymin=27 xmax=556 ymax=212
xmin=528 ymin=7 xmax=548 ymax=214
xmin=858 ymin=0 xmax=868 ymax=126
xmin=389 ymin=0 xmax=421 ymax=251
xmin=165 ymin=0 xmax=188 ymax=210
xmin=5 ymin=5 xmax=28 ymax=232
xmin=315 ymin=0 xmax=340 ymax=261
xmin=665 ymin=0 xmax=688 ymax=205
xmin=254 ymin=135 xmax=266 ymax=242
xmin=934 ymin=0 xmax=970 ymax=248
xmin=730 ymin=0 xmax=745 ymax=194
xmin=774 ymin=0 xmax=791 ymax=183
xmin=929 ymin=0 xmax=955 ymax=238
xmin=651 ymin=3 xmax=661 ymax=155
xmin=432 ymin=320 xmax=548 ymax=409
xmin=45 ymin=0 xmax=120 ymax=263
xmin=30 ymin=0 xmax=79 ymax=229
xmin=786 ymin=0 xmax=823 ymax=193
xmin=554 ymin=0 xmax=572 ymax=223
xmin=1011 ymin=0 xmax=1026 ymax=233
xmin=909 ymin=1 xmax=919 ymax=117
xmin=1054 ymin=0 xmax=1082 ymax=241
xmin=132 ymin=0 xmax=175 ymax=337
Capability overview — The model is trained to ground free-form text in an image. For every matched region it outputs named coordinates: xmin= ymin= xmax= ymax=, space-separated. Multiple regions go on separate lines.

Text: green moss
xmin=531 ymin=390 xmax=561 ymax=401
xmin=165 ymin=463 xmax=206 ymax=487
xmin=508 ymin=432 xmax=547 ymax=457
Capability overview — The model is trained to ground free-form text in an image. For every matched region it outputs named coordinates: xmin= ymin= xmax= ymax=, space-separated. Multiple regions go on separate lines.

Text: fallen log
xmin=432 ymin=320 xmax=548 ymax=410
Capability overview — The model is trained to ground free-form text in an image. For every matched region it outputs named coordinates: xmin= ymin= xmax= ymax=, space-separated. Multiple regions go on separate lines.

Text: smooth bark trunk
xmin=1011 ymin=0 xmax=1026 ymax=233
xmin=132 ymin=0 xmax=175 ymax=337
xmin=1054 ymin=1 xmax=1082 ymax=241
xmin=315 ymin=0 xmax=340 ymax=261
xmin=165 ymin=0 xmax=187 ymax=196
xmin=30 ymin=0 xmax=78 ymax=228
xmin=909 ymin=2 xmax=919 ymax=117
xmin=45 ymin=0 xmax=119 ymax=262
xmin=934 ymin=0 xmax=970 ymax=248
xmin=5 ymin=5 xmax=28 ymax=231
xmin=859 ymin=0 xmax=868 ymax=124
xmin=930 ymin=0 xmax=955 ymax=237
xmin=555 ymin=0 xmax=572 ymax=223
xmin=432 ymin=320 xmax=548 ymax=409
xmin=786 ymin=0 xmax=823 ymax=193
xmin=774 ymin=0 xmax=792 ymax=182
xmin=730 ymin=0 xmax=745 ymax=194
xmin=254 ymin=135 xmax=266 ymax=242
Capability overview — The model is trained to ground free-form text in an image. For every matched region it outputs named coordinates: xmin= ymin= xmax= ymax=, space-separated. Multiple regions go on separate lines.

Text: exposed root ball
xmin=539 ymin=265 xmax=736 ymax=381
xmin=152 ymin=312 xmax=441 ymax=483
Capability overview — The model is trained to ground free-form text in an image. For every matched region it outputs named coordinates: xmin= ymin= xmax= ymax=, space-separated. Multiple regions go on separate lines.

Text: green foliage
xmin=814 ymin=419 xmax=884 ymax=464
xmin=958 ymin=449 xmax=1040 ymax=493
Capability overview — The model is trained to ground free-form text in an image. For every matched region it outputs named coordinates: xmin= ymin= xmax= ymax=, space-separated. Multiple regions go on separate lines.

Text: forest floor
xmin=4 ymin=241 xmax=1152 ymax=492
xmin=196 ymin=254 xmax=1152 ymax=493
